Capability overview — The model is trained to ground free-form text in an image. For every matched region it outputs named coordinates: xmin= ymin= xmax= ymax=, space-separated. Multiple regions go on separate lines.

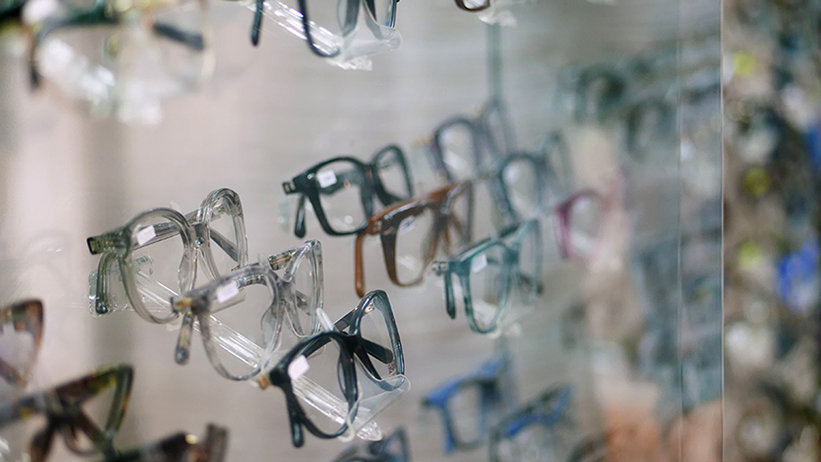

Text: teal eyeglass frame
xmin=432 ymin=219 xmax=542 ymax=334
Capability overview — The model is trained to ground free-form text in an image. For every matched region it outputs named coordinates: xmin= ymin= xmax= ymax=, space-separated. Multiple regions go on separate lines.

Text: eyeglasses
xmin=570 ymin=65 xmax=628 ymax=124
xmin=421 ymin=354 xmax=513 ymax=453
xmin=169 ymin=240 xmax=324 ymax=381
xmin=488 ymin=385 xmax=573 ymax=462
xmin=104 ymin=424 xmax=229 ymax=462
xmin=432 ymin=219 xmax=541 ymax=334
xmin=0 ymin=300 xmax=44 ymax=396
xmin=282 ymin=145 xmax=414 ymax=238
xmin=26 ymin=0 xmax=213 ymax=117
xmin=427 ymin=100 xmax=514 ymax=182
xmin=624 ymin=96 xmax=676 ymax=162
xmin=354 ymin=181 xmax=473 ymax=297
xmin=249 ymin=0 xmax=399 ymax=61
xmin=256 ymin=290 xmax=404 ymax=448
xmin=88 ymin=188 xmax=248 ymax=323
xmin=0 ymin=364 xmax=133 ymax=461
xmin=332 ymin=427 xmax=409 ymax=462
xmin=552 ymin=187 xmax=612 ymax=262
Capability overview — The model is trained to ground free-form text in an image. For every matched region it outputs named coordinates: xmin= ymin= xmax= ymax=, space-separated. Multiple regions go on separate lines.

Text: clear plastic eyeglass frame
xmin=87 ymin=188 xmax=248 ymax=323
xmin=169 ymin=240 xmax=324 ymax=381
xmin=243 ymin=0 xmax=401 ymax=70
xmin=25 ymin=0 xmax=214 ymax=121
xmin=432 ymin=219 xmax=542 ymax=334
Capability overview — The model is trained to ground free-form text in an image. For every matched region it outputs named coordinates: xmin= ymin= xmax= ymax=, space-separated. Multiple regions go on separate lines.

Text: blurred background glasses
xmin=257 ymin=290 xmax=405 ymax=448
xmin=0 ymin=0 xmax=23 ymax=25
xmin=478 ymin=98 xmax=516 ymax=160
xmin=488 ymin=385 xmax=573 ymax=462
xmin=104 ymin=423 xmax=229 ymax=462
xmin=0 ymin=364 xmax=133 ymax=462
xmin=168 ymin=240 xmax=324 ymax=381
xmin=331 ymin=427 xmax=409 ymax=462
xmin=537 ymin=131 xmax=574 ymax=199
xmin=427 ymin=100 xmax=515 ymax=182
xmin=282 ymin=145 xmax=413 ymax=238
xmin=553 ymin=185 xmax=614 ymax=263
xmin=421 ymin=354 xmax=513 ymax=453
xmin=485 ymin=151 xmax=552 ymax=225
xmin=87 ymin=188 xmax=248 ymax=323
xmin=354 ymin=181 xmax=473 ymax=297
xmin=624 ymin=96 xmax=676 ymax=163
xmin=26 ymin=0 xmax=213 ymax=121
xmin=248 ymin=0 xmax=400 ymax=64
xmin=432 ymin=219 xmax=541 ymax=334
xmin=0 ymin=300 xmax=43 ymax=398
xmin=566 ymin=434 xmax=607 ymax=462
xmin=569 ymin=65 xmax=628 ymax=124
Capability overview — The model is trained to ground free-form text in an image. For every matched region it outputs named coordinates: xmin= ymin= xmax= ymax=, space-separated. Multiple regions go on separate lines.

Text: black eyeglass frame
xmin=250 ymin=0 xmax=399 ymax=58
xmin=282 ymin=144 xmax=413 ymax=238
xmin=260 ymin=289 xmax=404 ymax=447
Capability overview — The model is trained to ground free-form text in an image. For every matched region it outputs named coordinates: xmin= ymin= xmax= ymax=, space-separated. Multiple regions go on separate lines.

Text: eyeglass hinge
xmin=432 ymin=261 xmax=449 ymax=275
xmin=282 ymin=182 xmax=296 ymax=194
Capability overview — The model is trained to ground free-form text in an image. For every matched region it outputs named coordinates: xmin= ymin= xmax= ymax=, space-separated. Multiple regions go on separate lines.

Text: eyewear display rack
xmin=0 ymin=0 xmax=725 ymax=461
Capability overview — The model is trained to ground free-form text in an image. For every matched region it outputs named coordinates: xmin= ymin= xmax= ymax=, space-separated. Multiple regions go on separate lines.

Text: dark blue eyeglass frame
xmin=421 ymin=355 xmax=510 ymax=453
xmin=487 ymin=385 xmax=574 ymax=462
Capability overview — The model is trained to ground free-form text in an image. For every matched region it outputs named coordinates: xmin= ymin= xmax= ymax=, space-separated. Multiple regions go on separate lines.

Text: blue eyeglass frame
xmin=420 ymin=355 xmax=510 ymax=453
xmin=433 ymin=219 xmax=542 ymax=334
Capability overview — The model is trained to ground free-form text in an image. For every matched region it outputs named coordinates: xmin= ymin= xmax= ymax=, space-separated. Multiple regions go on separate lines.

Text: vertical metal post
xmin=487 ymin=23 xmax=503 ymax=101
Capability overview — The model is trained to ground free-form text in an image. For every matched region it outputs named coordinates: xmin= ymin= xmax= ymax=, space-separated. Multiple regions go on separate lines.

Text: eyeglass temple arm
xmin=283 ymin=183 xmax=308 ymax=238
xmin=250 ymin=0 xmax=264 ymax=46
xmin=354 ymin=232 xmax=367 ymax=298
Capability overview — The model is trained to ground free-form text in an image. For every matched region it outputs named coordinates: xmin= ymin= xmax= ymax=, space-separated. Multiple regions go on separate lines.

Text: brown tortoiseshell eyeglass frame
xmin=0 ymin=299 xmax=44 ymax=389
xmin=454 ymin=0 xmax=491 ymax=11
xmin=354 ymin=181 xmax=474 ymax=297
xmin=0 ymin=364 xmax=133 ymax=462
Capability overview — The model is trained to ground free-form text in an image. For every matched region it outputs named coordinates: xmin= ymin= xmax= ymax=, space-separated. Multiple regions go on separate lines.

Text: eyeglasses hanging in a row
xmin=85 ymin=188 xmax=409 ymax=446
xmin=0 ymin=0 xmax=535 ymax=121
xmin=420 ymin=353 xmax=574 ymax=461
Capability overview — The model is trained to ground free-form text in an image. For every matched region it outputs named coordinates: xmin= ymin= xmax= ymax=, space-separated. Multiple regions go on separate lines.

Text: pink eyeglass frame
xmin=553 ymin=177 xmax=621 ymax=263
